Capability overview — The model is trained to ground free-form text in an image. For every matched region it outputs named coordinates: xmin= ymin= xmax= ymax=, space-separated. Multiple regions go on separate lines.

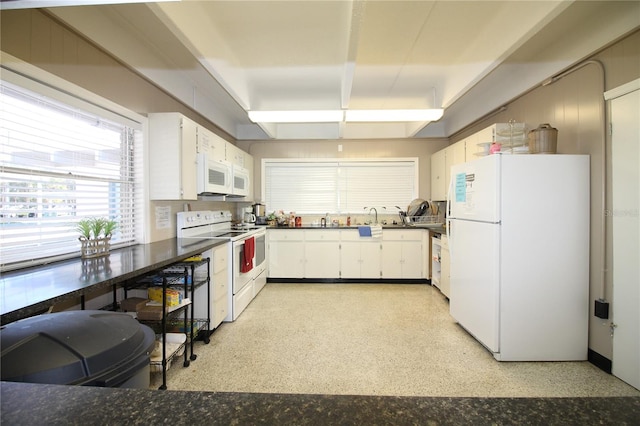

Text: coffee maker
xmin=253 ymin=203 xmax=267 ymax=225
xmin=242 ymin=207 xmax=256 ymax=225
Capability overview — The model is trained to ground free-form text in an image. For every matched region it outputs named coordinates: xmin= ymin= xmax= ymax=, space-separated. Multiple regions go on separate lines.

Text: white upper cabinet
xmin=448 ymin=139 xmax=467 ymax=166
xmin=226 ymin=143 xmax=247 ymax=167
xmin=466 ymin=125 xmax=495 ymax=159
xmin=431 ymin=140 xmax=465 ymax=202
xmin=148 ymin=113 xmax=198 ymax=200
xmin=445 ymin=140 xmax=466 ymax=198
xmin=197 ymin=126 xmax=227 ymax=162
xmin=464 ymin=133 xmax=477 ymax=161
xmin=148 ymin=112 xmax=254 ymax=200
xmin=476 ymin=125 xmax=495 ymax=144
xmin=430 ymin=149 xmax=447 ymax=201
xmin=244 ymin=153 xmax=254 ymax=200
xmin=226 ymin=142 xmax=254 ymax=198
xmin=431 ymin=123 xmax=525 ymax=201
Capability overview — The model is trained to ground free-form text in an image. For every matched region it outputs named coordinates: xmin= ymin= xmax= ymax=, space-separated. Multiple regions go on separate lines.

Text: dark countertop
xmin=0 ymin=238 xmax=225 ymax=325
xmin=267 ymin=225 xmax=437 ymax=230
xmin=2 ymin=382 xmax=639 ymax=425
xmin=429 ymin=226 xmax=447 ymax=235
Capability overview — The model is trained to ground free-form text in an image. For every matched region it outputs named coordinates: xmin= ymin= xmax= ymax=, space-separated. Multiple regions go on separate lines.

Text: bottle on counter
xmin=347 ymin=216 xmax=351 ymax=226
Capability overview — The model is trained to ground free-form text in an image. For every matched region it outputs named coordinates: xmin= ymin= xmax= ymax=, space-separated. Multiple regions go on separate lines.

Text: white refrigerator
xmin=447 ymin=154 xmax=590 ymax=361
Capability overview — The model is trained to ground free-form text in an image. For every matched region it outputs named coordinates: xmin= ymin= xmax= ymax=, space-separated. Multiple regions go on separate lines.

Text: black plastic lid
xmin=1 ymin=310 xmax=155 ymax=386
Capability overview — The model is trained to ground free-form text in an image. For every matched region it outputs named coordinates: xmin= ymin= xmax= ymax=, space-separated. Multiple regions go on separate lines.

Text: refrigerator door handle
xmin=446 ymin=175 xmax=453 ymax=263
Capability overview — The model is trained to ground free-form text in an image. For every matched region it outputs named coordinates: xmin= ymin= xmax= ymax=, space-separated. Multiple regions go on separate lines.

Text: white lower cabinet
xmin=268 ymin=230 xmax=305 ymax=278
xmin=381 ymin=230 xmax=424 ymax=279
xmin=340 ymin=230 xmax=381 ymax=279
xmin=304 ymin=230 xmax=340 ymax=278
xmin=267 ymin=228 xmax=425 ymax=280
xmin=211 ymin=244 xmax=229 ymax=328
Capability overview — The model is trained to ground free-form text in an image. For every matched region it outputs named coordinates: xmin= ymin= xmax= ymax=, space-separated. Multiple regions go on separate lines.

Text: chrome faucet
xmin=368 ymin=207 xmax=378 ymax=225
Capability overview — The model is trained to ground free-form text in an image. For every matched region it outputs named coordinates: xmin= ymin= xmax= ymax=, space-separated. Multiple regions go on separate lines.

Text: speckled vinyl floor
xmin=151 ymin=283 xmax=640 ymax=397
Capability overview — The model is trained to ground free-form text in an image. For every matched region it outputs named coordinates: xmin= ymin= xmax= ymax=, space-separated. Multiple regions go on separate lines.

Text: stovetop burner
xmin=230 ymin=224 xmax=261 ymax=231
xmin=177 ymin=211 xmax=265 ymax=242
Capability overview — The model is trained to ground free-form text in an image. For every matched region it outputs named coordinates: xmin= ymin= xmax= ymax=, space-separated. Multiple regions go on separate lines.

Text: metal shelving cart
xmin=113 ymin=256 xmax=211 ymax=390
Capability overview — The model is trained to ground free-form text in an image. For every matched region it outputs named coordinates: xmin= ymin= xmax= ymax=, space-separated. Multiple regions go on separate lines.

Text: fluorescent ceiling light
xmin=248 ymin=109 xmax=444 ymax=123
xmin=0 ymin=0 xmax=179 ymax=10
xmin=345 ymin=109 xmax=444 ymax=122
xmin=248 ymin=110 xmax=344 ymax=123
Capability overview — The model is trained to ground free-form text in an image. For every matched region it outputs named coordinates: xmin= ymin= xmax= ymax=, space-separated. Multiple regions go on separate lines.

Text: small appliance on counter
xmin=252 ymin=203 xmax=267 ymax=224
xmin=243 ymin=207 xmax=256 ymax=224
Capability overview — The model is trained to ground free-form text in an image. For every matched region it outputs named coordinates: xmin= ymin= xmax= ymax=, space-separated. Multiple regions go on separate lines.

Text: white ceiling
xmin=42 ymin=0 xmax=639 ymax=140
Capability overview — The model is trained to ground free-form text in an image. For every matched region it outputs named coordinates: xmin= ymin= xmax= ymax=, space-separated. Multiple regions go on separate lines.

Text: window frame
xmin=262 ymin=157 xmax=419 ymax=215
xmin=0 ymin=52 xmax=146 ymax=271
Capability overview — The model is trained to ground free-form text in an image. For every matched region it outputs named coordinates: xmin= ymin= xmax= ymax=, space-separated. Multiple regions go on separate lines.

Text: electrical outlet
xmin=595 ymin=299 xmax=609 ymax=319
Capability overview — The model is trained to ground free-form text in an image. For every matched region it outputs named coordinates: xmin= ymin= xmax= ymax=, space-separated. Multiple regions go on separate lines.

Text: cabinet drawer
xmin=382 ymin=230 xmax=423 ymax=241
xmin=268 ymin=230 xmax=304 ymax=241
xmin=304 ymin=230 xmax=339 ymax=241
xmin=340 ymin=229 xmax=367 ymax=241
xmin=212 ymin=245 xmax=228 ymax=274
xmin=212 ymin=270 xmax=228 ymax=298
xmin=212 ymin=298 xmax=227 ymax=328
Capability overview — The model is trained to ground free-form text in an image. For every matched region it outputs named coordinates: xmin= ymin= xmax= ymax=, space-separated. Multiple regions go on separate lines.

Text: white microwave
xmin=232 ymin=164 xmax=250 ymax=197
xmin=197 ymin=153 xmax=232 ymax=195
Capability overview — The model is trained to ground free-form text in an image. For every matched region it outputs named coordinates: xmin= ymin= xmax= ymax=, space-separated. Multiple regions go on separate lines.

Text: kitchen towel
xmin=358 ymin=225 xmax=382 ymax=238
xmin=358 ymin=226 xmax=372 ymax=237
xmin=241 ymin=237 xmax=255 ymax=273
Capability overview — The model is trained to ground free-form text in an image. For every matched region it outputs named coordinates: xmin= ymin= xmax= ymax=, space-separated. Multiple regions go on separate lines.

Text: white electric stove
xmin=177 ymin=211 xmax=266 ymax=322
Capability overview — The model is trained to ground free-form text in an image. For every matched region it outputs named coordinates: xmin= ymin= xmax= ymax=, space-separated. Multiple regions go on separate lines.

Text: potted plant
xmin=266 ymin=212 xmax=277 ymax=226
xmin=77 ymin=217 xmax=117 ymax=258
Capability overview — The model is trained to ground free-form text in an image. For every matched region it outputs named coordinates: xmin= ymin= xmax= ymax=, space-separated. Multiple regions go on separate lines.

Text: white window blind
xmin=264 ymin=162 xmax=339 ymax=214
xmin=263 ymin=159 xmax=417 ymax=214
xmin=0 ymin=80 xmax=142 ymax=270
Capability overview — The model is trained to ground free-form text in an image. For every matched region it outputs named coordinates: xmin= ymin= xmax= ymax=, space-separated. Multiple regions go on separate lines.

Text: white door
xmin=381 ymin=241 xmax=403 ymax=278
xmin=305 ymin=240 xmax=340 ymax=278
xmin=609 ymin=82 xmax=640 ymax=390
xmin=339 ymin=241 xmax=361 ymax=278
xmin=401 ymin=241 xmax=423 ymax=279
xmin=360 ymin=240 xmax=381 ymax=279
xmin=268 ymin=237 xmax=305 ymax=279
